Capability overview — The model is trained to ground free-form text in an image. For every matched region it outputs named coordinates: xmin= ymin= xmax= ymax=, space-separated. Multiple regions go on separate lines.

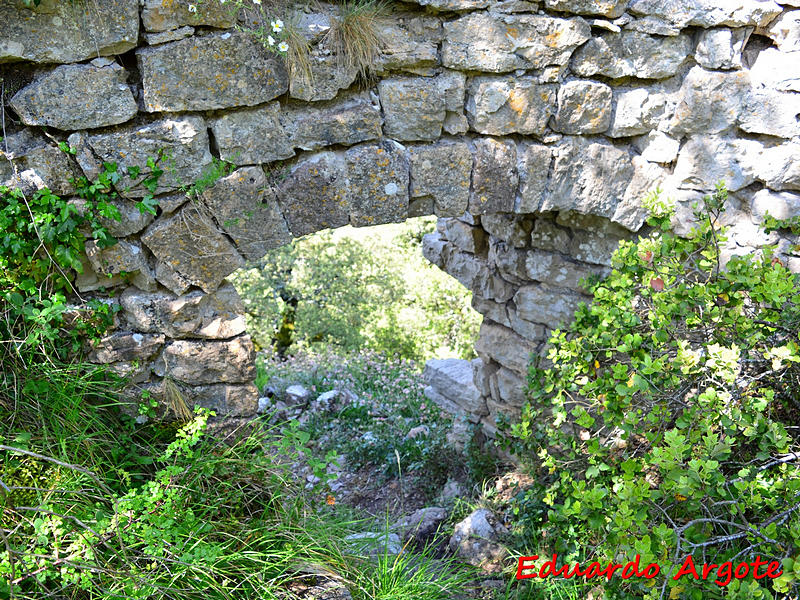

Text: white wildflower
xmin=188 ymin=3 xmax=197 ymax=12
xmin=267 ymin=35 xmax=275 ymax=46
xmin=278 ymin=40 xmax=289 ymax=52
xmin=271 ymin=19 xmax=284 ymax=33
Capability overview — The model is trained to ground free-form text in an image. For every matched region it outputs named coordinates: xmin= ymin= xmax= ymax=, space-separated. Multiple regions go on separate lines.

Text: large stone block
xmin=10 ymin=58 xmax=137 ymax=130
xmin=665 ymin=66 xmax=750 ymax=136
xmin=404 ymin=0 xmax=490 ymax=10
xmin=470 ymin=138 xmax=517 ymax=215
xmin=155 ymin=336 xmax=256 ymax=385
xmin=89 ymin=332 xmax=165 ymax=364
xmin=208 ymin=103 xmax=294 ymax=166
xmin=277 ymin=151 xmax=350 ymax=237
xmin=0 ymin=130 xmax=78 ymax=195
xmin=0 ymin=0 xmax=138 ymax=63
xmin=85 ymin=239 xmax=151 ymax=281
xmin=474 ymin=321 xmax=537 ymax=375
xmin=141 ymin=205 xmax=245 ymax=293
xmin=761 ymin=141 xmax=800 ymax=192
xmin=466 ymin=76 xmax=557 ymax=137
xmin=379 ymin=77 xmax=446 ymax=141
xmin=571 ymin=31 xmax=692 ymax=79
xmin=628 ymin=0 xmax=782 ymax=28
xmin=544 ymin=0 xmax=628 ymax=17
xmin=284 ymin=94 xmax=382 ymax=151
xmin=85 ymin=116 xmax=213 ymax=196
xmin=346 ymin=141 xmax=410 ymax=227
xmin=200 ymin=167 xmax=292 ymax=260
xmin=765 ymin=10 xmax=800 ymax=52
xmin=137 ymin=31 xmax=288 ymax=112
xmin=375 ymin=14 xmax=442 ymax=73
xmin=673 ymin=135 xmax=763 ymax=192
xmin=552 ymin=80 xmax=612 ymax=135
xmin=289 ymin=52 xmax=358 ymax=102
xmin=606 ymin=86 xmax=668 ymax=138
xmin=423 ymin=358 xmax=485 ymax=416
xmin=541 ymin=137 xmax=633 ymax=219
xmin=524 ymin=250 xmax=604 ymax=290
xmin=613 ymin=156 xmax=667 ymax=231
xmin=517 ymin=143 xmax=552 ymax=213
xmin=123 ymin=380 xmax=258 ymax=419
xmin=441 ymin=218 xmax=488 ymax=254
xmin=120 ymin=283 xmax=247 ymax=340
xmin=513 ymin=285 xmax=584 ymax=328
xmin=739 ymin=89 xmax=800 ymax=139
xmin=141 ymin=0 xmax=236 ymax=32
xmin=748 ymin=48 xmax=800 ymax=93
xmin=409 ymin=141 xmax=472 ymax=217
xmin=442 ymin=12 xmax=591 ymax=73
xmin=695 ymin=27 xmax=750 ymax=69
xmin=482 ymin=213 xmax=531 ymax=248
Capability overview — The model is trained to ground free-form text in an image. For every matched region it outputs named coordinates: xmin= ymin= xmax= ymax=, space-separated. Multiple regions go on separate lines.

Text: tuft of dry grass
xmin=324 ymin=0 xmax=388 ymax=82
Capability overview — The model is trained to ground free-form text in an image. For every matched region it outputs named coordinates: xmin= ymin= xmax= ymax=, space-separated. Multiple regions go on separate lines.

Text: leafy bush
xmin=505 ymin=187 xmax=800 ymax=599
xmin=231 ymin=219 xmax=481 ymax=362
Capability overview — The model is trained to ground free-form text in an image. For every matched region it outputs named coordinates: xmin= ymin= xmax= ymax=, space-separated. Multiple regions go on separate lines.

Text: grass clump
xmin=325 ymin=0 xmax=388 ymax=81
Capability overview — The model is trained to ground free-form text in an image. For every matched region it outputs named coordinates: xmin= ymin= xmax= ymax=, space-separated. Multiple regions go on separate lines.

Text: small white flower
xmin=278 ymin=41 xmax=289 ymax=52
xmin=253 ymin=0 xmax=261 ymax=4
xmin=271 ymin=18 xmax=284 ymax=33
xmin=188 ymin=3 xmax=197 ymax=12
xmin=267 ymin=35 xmax=275 ymax=46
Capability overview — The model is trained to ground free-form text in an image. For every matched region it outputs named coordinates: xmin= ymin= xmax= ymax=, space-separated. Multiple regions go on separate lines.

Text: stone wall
xmin=1 ymin=0 xmax=799 ymax=429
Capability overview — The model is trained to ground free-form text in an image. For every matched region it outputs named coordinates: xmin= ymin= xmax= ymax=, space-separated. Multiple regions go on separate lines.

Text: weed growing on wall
xmin=503 ymin=186 xmax=800 ymax=599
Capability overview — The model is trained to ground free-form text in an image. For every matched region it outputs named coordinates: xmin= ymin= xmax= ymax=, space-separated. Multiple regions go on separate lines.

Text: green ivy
xmin=504 ymin=185 xmax=800 ymax=599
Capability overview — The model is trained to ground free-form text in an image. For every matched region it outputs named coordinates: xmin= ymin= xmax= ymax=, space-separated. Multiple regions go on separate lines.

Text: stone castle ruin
xmin=1 ymin=0 xmax=799 ymax=433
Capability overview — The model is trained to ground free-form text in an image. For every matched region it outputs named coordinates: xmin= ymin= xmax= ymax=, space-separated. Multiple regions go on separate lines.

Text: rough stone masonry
xmin=1 ymin=0 xmax=799 ymax=433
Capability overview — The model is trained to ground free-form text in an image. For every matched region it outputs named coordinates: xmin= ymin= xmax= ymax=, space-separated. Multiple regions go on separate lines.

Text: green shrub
xmin=505 ymin=186 xmax=800 ymax=599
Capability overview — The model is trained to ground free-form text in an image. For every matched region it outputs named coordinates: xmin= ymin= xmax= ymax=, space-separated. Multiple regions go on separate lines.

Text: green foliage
xmin=504 ymin=185 xmax=800 ymax=599
xmin=231 ymin=219 xmax=481 ymax=362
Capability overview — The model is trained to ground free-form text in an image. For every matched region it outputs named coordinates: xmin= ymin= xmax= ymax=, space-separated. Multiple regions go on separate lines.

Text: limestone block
xmin=200 ymin=167 xmax=291 ymax=260
xmin=409 ymin=141 xmax=472 ymax=217
xmin=423 ymin=359 xmax=485 ymax=415
xmin=750 ymin=189 xmax=800 ymax=221
xmin=540 ymin=137 xmax=633 ymax=219
xmin=208 ymin=103 xmax=294 ymax=165
xmin=154 ymin=260 xmax=193 ymax=296
xmin=544 ymin=0 xmax=627 ymax=17
xmin=285 ymin=94 xmax=382 ymax=151
xmin=404 ymin=0 xmax=490 ymax=9
xmin=613 ymin=156 xmax=667 ymax=231
xmin=346 ymin=141 xmax=410 ymax=227
xmin=277 ymin=152 xmax=350 ymax=237
xmin=89 ymin=333 xmax=165 ymax=364
xmin=606 ymin=87 xmax=668 ymax=138
xmin=85 ymin=116 xmax=212 ymax=197
xmin=530 ymin=218 xmax=571 ymax=252
xmin=441 ymin=218 xmax=488 ymax=254
xmin=466 ymin=76 xmax=557 ymax=137
xmin=141 ymin=205 xmax=245 ymax=293
xmin=473 ymin=296 xmax=512 ymax=328
xmin=739 ymin=89 xmax=800 ymax=139
xmin=665 ymin=66 xmax=750 ymax=136
xmin=422 ymin=232 xmax=448 ymax=268
xmin=442 ymin=12 xmax=591 ymax=73
xmin=571 ymin=31 xmax=692 ymax=79
xmin=569 ymin=226 xmax=628 ymax=265
xmin=183 ymin=383 xmax=259 ymax=418
xmin=517 ymin=143 xmax=551 ymax=214
xmin=289 ymin=53 xmax=358 ymax=102
xmin=761 ymin=141 xmax=800 ymax=191
xmin=482 ymin=213 xmax=530 ymax=248
xmin=375 ymin=14 xmax=442 ymax=73
xmin=379 ymin=77 xmax=446 ymax=141
xmin=474 ymin=321 xmax=537 ymax=375
xmin=748 ymin=48 xmax=800 ymax=92
xmin=0 ymin=130 xmax=78 ymax=195
xmin=155 ymin=336 xmax=256 ymax=384
xmin=120 ymin=283 xmax=247 ymax=340
xmin=552 ymin=80 xmax=613 ymax=135
xmin=513 ymin=284 xmax=584 ymax=327
xmin=695 ymin=27 xmax=751 ymax=69
xmin=89 ymin=198 xmax=155 ymax=238
xmin=506 ymin=305 xmax=548 ymax=341
xmin=145 ymin=26 xmax=195 ymax=46
xmin=85 ymin=239 xmax=150 ymax=279
xmin=137 ymin=32 xmax=288 ymax=112
xmin=0 ymin=0 xmax=138 ymax=63
xmin=673 ymin=135 xmax=763 ymax=192
xmin=628 ymin=0 xmax=783 ymax=28
xmin=10 ymin=59 xmax=137 ymax=130
xmin=141 ymin=0 xmax=236 ymax=32
xmin=765 ymin=10 xmax=800 ymax=51
xmin=492 ymin=367 xmax=527 ymax=408
xmin=524 ymin=250 xmax=604 ymax=290
xmin=489 ymin=242 xmax=528 ymax=282
xmin=638 ymin=131 xmax=680 ymax=164
xmin=440 ymin=249 xmax=515 ymax=302
xmin=469 ymin=138 xmax=517 ymax=215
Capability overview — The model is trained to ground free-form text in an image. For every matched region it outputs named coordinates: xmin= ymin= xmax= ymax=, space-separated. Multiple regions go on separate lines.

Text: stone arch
xmin=2 ymin=0 xmax=799 ymax=430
